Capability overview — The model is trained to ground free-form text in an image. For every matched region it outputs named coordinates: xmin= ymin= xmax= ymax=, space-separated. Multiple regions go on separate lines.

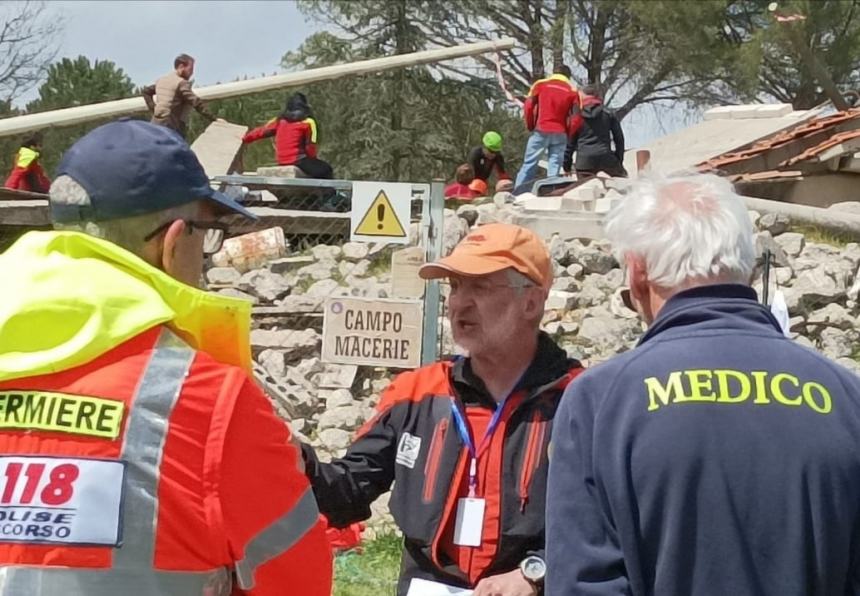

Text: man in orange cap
xmin=301 ymin=223 xmax=584 ymax=596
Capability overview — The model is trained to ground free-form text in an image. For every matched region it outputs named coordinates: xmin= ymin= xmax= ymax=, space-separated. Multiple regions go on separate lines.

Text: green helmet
xmin=482 ymin=131 xmax=502 ymax=152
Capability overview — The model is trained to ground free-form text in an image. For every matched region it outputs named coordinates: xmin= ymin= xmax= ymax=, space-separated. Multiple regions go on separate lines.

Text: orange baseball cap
xmin=468 ymin=178 xmax=488 ymax=195
xmin=419 ymin=223 xmax=553 ymax=291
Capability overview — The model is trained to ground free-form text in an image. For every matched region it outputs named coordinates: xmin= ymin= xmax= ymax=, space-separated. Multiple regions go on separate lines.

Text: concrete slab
xmin=190 ymin=120 xmax=248 ymax=178
xmin=514 ymin=210 xmax=606 ymax=240
xmin=515 ymin=195 xmax=563 ymax=211
xmin=0 ymin=199 xmax=49 ymax=226
xmin=751 ymin=104 xmax=793 ymax=118
xmin=256 ymin=165 xmax=308 ymax=178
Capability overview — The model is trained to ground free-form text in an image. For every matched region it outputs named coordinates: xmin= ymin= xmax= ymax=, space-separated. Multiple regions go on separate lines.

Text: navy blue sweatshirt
xmin=547 ymin=284 xmax=860 ymax=596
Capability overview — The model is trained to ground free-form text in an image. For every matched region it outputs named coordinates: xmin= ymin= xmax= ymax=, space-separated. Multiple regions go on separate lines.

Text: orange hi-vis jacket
xmin=0 ymin=231 xmax=332 ymax=595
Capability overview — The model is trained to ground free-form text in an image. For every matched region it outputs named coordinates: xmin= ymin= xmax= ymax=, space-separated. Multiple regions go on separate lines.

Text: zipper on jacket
xmin=422 ymin=418 xmax=448 ymax=503
xmin=519 ymin=411 xmax=547 ymax=512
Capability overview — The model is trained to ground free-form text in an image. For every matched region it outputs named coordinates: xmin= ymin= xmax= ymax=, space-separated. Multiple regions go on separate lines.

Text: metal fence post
xmin=421 ymin=180 xmax=445 ymax=365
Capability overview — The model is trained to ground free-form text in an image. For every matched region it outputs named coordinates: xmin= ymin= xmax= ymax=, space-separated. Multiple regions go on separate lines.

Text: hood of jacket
xmin=581 ymin=96 xmax=604 ymax=119
xmin=0 ymin=230 xmax=253 ymax=383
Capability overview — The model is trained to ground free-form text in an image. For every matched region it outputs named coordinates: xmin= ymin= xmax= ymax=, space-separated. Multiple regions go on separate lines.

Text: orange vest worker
xmin=0 ymin=120 xmax=332 ymax=595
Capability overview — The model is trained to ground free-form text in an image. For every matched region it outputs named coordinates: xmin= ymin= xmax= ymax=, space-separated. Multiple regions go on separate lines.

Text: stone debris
xmin=204 ymin=197 xmax=860 ymax=533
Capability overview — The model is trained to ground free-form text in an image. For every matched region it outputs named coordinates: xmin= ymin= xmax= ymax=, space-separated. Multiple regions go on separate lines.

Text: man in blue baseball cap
xmin=0 ymin=119 xmax=333 ymax=595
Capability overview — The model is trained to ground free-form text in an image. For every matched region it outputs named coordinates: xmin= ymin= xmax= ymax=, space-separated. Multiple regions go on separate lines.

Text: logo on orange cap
xmin=418 ymin=223 xmax=553 ymax=290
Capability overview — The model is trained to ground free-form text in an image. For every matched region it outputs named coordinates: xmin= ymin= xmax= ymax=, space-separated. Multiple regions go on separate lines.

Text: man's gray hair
xmin=604 ymin=173 xmax=756 ymax=289
xmin=51 ymin=175 xmax=196 ymax=256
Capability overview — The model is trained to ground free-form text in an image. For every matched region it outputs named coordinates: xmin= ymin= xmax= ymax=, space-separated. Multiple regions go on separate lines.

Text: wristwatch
xmin=519 ymin=555 xmax=547 ymax=586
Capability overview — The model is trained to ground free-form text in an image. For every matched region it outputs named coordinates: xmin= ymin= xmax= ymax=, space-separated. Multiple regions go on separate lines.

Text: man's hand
xmin=472 ymin=569 xmax=537 ymax=596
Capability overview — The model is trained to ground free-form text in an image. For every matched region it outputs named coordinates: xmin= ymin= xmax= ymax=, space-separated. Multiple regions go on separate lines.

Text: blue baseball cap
xmin=51 ymin=119 xmax=256 ymax=223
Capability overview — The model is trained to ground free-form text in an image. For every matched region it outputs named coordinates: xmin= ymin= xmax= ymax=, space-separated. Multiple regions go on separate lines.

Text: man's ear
xmin=160 ymin=219 xmax=187 ymax=276
xmin=523 ymin=286 xmax=546 ymax=322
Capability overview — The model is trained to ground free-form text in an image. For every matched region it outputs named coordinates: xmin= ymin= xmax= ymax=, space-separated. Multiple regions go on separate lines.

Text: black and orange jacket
xmin=243 ymin=113 xmax=318 ymax=166
xmin=302 ymin=333 xmax=583 ymax=595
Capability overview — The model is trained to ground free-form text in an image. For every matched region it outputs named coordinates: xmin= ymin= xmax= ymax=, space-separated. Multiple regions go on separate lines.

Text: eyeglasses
xmin=443 ymin=278 xmax=535 ymax=297
xmin=143 ymin=220 xmax=230 ymax=256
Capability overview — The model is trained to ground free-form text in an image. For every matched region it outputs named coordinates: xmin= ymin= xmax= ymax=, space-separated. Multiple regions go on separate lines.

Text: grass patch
xmin=334 ymin=533 xmax=402 ymax=596
xmin=789 ymin=224 xmax=858 ymax=248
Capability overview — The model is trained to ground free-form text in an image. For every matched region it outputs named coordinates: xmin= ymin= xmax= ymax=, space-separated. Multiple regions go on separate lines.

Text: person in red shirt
xmin=5 ymin=132 xmax=51 ymax=193
xmin=243 ymin=92 xmax=333 ymax=179
xmin=514 ymin=65 xmax=580 ymax=191
xmin=444 ymin=164 xmax=481 ymax=201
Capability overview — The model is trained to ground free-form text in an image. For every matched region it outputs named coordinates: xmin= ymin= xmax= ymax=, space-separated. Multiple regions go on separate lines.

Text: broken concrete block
xmin=751 ymin=104 xmax=793 ymax=118
xmin=516 ymin=195 xmax=563 ymax=211
xmin=190 ymin=120 xmax=248 ymax=178
xmin=256 ymin=165 xmax=308 ymax=178
xmin=703 ymin=105 xmax=736 ymax=121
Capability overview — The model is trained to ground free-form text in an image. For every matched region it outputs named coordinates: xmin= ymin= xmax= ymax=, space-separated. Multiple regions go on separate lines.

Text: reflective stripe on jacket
xmin=0 ymin=231 xmax=331 ymax=595
xmin=0 ymin=327 xmax=330 ymax=595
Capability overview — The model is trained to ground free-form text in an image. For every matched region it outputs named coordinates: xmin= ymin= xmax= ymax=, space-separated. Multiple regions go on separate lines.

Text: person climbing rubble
xmin=243 ymin=92 xmax=334 ymax=179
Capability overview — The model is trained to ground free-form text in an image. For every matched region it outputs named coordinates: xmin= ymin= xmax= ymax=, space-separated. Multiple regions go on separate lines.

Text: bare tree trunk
xmin=551 ymin=0 xmax=569 ymax=69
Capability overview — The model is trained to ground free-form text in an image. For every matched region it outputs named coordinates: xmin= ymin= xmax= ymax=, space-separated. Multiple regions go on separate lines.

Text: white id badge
xmin=452 ymin=497 xmax=485 ymax=546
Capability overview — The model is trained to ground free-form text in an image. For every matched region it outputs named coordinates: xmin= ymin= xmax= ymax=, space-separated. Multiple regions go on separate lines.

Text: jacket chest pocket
xmin=518 ymin=411 xmax=548 ymax=512
xmin=421 ymin=418 xmax=448 ymax=504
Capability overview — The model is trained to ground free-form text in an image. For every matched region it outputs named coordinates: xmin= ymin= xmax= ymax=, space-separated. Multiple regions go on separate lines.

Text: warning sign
xmin=322 ymin=297 xmax=423 ymax=368
xmin=351 ymin=181 xmax=412 ymax=244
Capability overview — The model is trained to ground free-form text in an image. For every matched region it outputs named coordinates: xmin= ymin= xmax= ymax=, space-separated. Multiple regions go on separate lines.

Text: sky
xmin=49 ymin=1 xmax=310 ymax=89
xmin=27 ymin=0 xmax=694 ymax=149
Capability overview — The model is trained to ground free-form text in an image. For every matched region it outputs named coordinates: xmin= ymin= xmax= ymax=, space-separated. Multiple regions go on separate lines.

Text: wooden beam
xmin=0 ymin=39 xmax=516 ymax=138
xmin=0 ymin=200 xmax=50 ymax=226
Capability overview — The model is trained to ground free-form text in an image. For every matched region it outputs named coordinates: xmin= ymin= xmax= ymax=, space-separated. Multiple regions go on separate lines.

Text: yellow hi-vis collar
xmin=0 ymin=231 xmax=252 ymax=383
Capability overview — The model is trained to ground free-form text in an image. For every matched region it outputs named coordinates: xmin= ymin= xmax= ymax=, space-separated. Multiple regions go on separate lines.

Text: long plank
xmin=0 ymin=39 xmax=516 ymax=137
xmin=0 ymin=200 xmax=50 ymax=226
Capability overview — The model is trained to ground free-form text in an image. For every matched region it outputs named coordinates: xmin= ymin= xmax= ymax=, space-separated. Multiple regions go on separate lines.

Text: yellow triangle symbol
xmin=355 ymin=190 xmax=407 ymax=237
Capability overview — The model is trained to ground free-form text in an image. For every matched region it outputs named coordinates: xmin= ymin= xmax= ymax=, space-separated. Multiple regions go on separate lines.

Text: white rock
xmin=443 ymin=210 xmax=470 ymax=256
xmin=306 ymin=279 xmax=342 ymax=297
xmin=775 ymin=232 xmax=805 ymax=258
xmin=784 ymin=269 xmax=845 ymax=313
xmin=578 ymin=316 xmax=635 ymax=351
xmin=566 ymin=263 xmax=584 ymax=279
xmin=748 ymin=210 xmax=761 ymax=229
xmin=341 ymin=242 xmax=370 ymax=261
xmin=758 ymin=212 xmax=790 ymax=236
xmin=548 ymin=234 xmax=568 ymax=264
xmin=546 ymin=291 xmax=577 ymax=310
xmin=317 ymin=405 xmax=366 ymax=431
xmin=577 ymin=246 xmax=616 ymax=275
xmin=317 ymin=428 xmax=352 ymax=451
xmin=552 ymin=276 xmax=580 ymax=292
xmin=239 ymin=269 xmax=292 ymax=302
xmin=819 ymin=327 xmax=859 ymax=360
xmin=311 ymin=245 xmax=342 ymax=261
xmin=258 ymin=349 xmax=286 ymax=379
xmin=206 ymin=267 xmax=241 ymax=286
xmin=315 ymin=364 xmax=359 ymax=389
xmin=808 ymin=303 xmax=855 ymax=330
xmin=775 ymin=268 xmax=793 ymax=285
xmin=325 ymin=389 xmax=355 ymax=409
xmin=339 ymin=259 xmax=370 ymax=279
xmin=297 ymin=261 xmax=335 ymax=281
xmin=755 ymin=231 xmax=789 ymax=267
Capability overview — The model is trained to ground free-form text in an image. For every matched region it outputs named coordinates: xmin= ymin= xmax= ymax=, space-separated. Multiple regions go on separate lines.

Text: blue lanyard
xmin=449 ymin=369 xmax=526 ymax=496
